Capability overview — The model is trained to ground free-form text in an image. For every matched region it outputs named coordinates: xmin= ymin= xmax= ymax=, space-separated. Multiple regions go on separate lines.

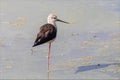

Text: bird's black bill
xmin=57 ymin=19 xmax=69 ymax=24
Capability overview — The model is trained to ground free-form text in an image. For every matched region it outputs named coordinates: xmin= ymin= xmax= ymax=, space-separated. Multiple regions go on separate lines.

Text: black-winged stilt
xmin=32 ymin=14 xmax=69 ymax=79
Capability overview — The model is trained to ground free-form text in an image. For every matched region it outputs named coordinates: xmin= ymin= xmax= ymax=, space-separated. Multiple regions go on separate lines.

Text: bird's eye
xmin=51 ymin=17 xmax=56 ymax=19
xmin=54 ymin=17 xmax=56 ymax=19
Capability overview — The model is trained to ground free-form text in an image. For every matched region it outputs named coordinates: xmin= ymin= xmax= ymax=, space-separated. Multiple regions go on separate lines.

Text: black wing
xmin=32 ymin=24 xmax=57 ymax=47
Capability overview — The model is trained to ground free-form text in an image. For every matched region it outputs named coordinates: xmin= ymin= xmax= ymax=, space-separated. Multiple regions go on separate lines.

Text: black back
xmin=33 ymin=24 xmax=57 ymax=47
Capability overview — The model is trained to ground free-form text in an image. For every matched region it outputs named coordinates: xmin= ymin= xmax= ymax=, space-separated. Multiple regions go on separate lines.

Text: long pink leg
xmin=48 ymin=43 xmax=51 ymax=80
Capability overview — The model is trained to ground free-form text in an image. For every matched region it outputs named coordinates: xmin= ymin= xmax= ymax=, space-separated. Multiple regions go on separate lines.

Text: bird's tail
xmin=32 ymin=44 xmax=36 ymax=47
xmin=32 ymin=42 xmax=39 ymax=47
xmin=32 ymin=45 xmax=35 ymax=47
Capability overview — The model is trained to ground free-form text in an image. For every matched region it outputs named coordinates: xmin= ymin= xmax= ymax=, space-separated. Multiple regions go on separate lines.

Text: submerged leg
xmin=48 ymin=43 xmax=51 ymax=80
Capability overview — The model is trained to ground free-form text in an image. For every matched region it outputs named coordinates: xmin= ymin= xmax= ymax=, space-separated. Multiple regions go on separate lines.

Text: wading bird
xmin=32 ymin=14 xmax=69 ymax=79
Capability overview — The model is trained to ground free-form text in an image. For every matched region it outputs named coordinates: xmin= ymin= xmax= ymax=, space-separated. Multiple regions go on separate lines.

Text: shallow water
xmin=0 ymin=0 xmax=120 ymax=79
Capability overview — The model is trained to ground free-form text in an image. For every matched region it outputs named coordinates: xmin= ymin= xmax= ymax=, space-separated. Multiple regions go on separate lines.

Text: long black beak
xmin=56 ymin=19 xmax=69 ymax=24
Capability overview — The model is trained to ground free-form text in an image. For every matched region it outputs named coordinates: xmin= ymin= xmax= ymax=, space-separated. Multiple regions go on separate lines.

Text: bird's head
xmin=47 ymin=14 xmax=69 ymax=25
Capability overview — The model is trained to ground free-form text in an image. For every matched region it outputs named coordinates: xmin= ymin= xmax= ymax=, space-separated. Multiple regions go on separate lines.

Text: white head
xmin=47 ymin=14 xmax=57 ymax=25
xmin=47 ymin=13 xmax=69 ymax=26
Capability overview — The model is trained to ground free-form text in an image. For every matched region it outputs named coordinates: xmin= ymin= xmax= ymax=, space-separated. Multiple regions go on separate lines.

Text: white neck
xmin=47 ymin=20 xmax=56 ymax=27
